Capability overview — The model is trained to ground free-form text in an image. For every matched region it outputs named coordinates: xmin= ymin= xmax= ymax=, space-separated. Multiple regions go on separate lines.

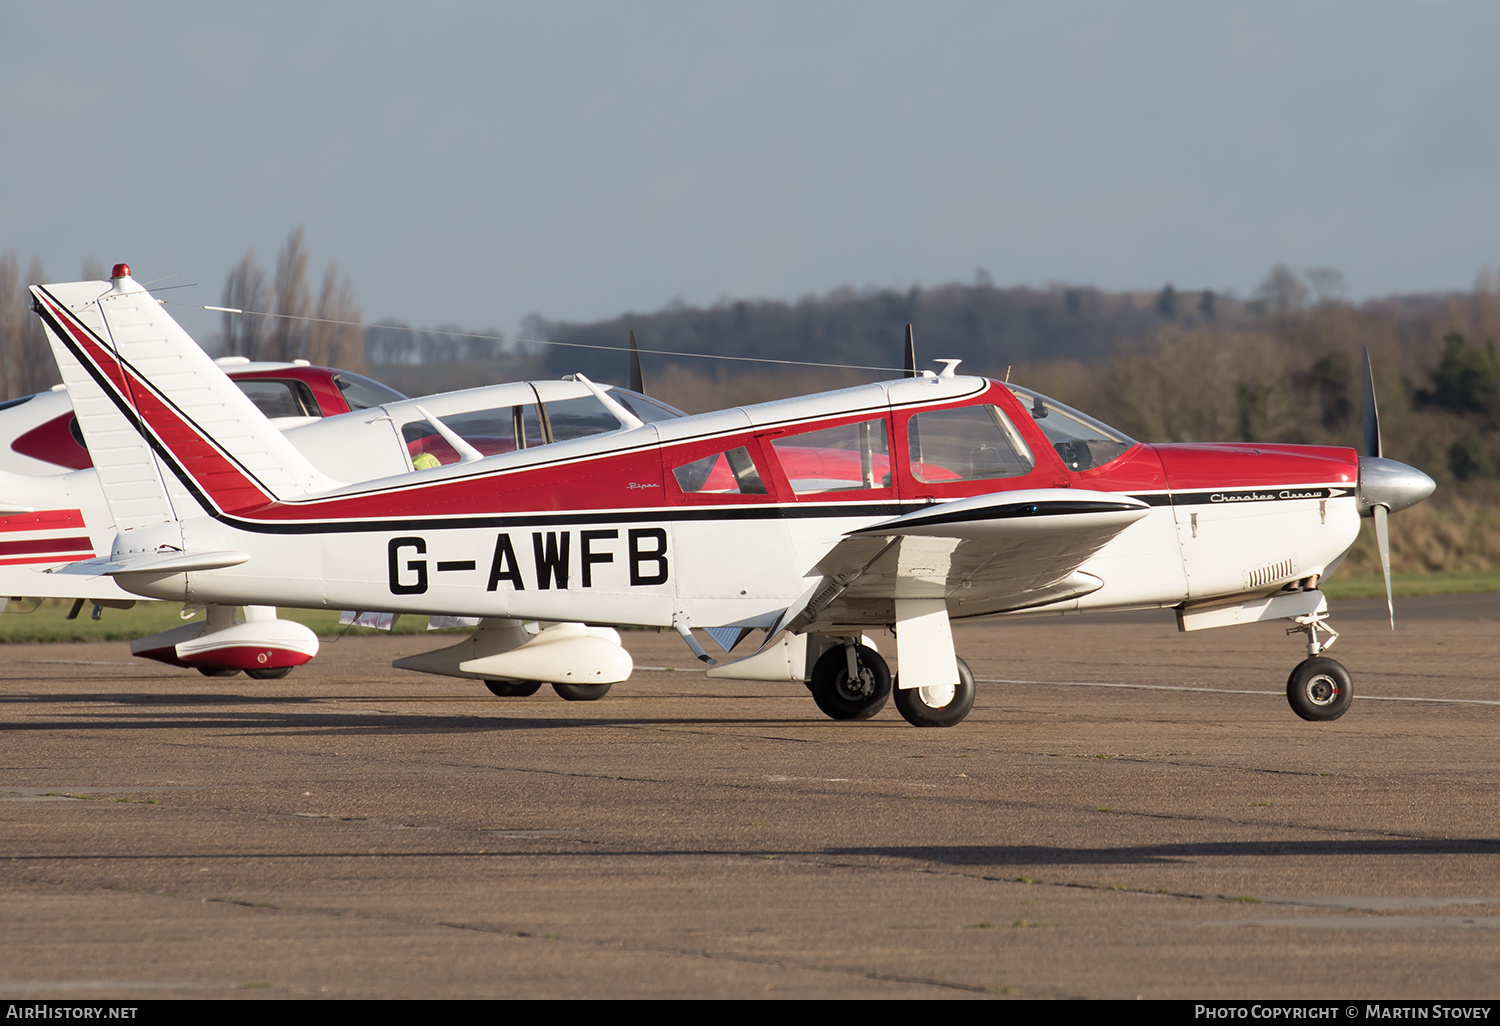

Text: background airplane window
xmin=543 ymin=395 xmax=621 ymax=442
xmin=610 ymin=390 xmax=686 ymax=423
xmin=672 ymin=446 xmax=768 ymax=495
xmin=334 ymin=372 xmax=407 ymax=410
xmin=907 ymin=405 xmax=1035 ymax=483
xmin=770 ymin=419 xmax=890 ymax=494
xmin=238 ymin=380 xmax=317 ymax=419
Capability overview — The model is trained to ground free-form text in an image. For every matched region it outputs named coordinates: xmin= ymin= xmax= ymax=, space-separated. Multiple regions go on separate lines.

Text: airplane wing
xmin=775 ymin=490 xmax=1151 ymax=686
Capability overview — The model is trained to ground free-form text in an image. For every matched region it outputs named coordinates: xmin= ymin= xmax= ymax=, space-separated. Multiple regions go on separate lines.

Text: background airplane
xmin=1 ymin=301 xmax=672 ymax=691
xmin=31 ymin=266 xmax=1435 ymax=726
xmin=0 ymin=357 xmax=404 ymax=676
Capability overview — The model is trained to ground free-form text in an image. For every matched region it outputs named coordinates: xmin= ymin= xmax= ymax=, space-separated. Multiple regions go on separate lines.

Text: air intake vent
xmin=1244 ymin=556 xmax=1298 ymax=590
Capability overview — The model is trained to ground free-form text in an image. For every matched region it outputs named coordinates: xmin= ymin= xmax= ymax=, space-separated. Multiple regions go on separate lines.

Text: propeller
xmin=1355 ymin=348 xmax=1435 ymax=628
xmin=904 ymin=324 xmax=916 ymax=378
xmin=629 ymin=330 xmax=644 ymax=394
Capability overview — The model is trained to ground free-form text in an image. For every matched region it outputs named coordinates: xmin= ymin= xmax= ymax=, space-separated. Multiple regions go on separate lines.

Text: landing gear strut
xmin=1285 ymin=608 xmax=1351 ymax=721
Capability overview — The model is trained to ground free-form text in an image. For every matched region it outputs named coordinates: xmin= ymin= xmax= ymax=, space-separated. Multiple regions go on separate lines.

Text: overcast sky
xmin=3 ymin=1 xmax=1498 ymax=340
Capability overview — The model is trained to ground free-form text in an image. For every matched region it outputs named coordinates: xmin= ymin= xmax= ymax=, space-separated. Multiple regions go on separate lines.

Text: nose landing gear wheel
xmin=552 ymin=682 xmax=612 ymax=701
xmin=484 ymin=679 xmax=543 ymax=697
xmin=808 ymin=644 xmax=891 ymax=720
xmin=1286 ymin=656 xmax=1352 ymax=721
xmin=894 ymin=656 xmax=976 ymax=727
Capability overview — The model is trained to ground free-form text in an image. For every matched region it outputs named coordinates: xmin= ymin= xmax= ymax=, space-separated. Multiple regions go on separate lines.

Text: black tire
xmin=484 ymin=679 xmax=543 ymax=697
xmin=808 ymin=643 xmax=891 ymax=720
xmin=246 ymin=666 xmax=292 ymax=680
xmin=196 ymin=666 xmax=240 ymax=677
xmin=894 ymin=656 xmax=976 ymax=727
xmin=552 ymin=682 xmax=612 ymax=702
xmin=1286 ymin=657 xmax=1352 ymax=721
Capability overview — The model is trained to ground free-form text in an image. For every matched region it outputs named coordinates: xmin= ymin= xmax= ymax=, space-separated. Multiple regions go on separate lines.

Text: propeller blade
xmin=1362 ymin=348 xmax=1382 ymax=459
xmin=904 ymin=324 xmax=916 ymax=378
xmin=629 ymin=330 xmax=644 ymax=394
xmin=1373 ymin=503 xmax=1393 ymax=629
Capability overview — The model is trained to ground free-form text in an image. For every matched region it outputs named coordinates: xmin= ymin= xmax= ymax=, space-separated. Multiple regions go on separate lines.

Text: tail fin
xmin=30 ymin=267 xmax=341 ymax=527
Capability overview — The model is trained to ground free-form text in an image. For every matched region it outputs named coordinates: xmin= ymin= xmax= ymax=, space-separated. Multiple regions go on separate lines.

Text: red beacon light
xmin=110 ymin=263 xmax=131 ymax=279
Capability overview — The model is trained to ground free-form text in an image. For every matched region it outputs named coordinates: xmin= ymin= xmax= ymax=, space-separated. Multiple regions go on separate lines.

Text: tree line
xmin=2 ymin=241 xmax=1497 ymax=490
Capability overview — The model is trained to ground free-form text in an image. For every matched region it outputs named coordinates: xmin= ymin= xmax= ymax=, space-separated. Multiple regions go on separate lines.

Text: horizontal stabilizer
xmin=48 ymin=549 xmax=250 ymax=577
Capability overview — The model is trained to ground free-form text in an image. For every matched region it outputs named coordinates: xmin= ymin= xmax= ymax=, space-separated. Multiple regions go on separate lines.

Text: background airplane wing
xmin=785 ymin=489 xmax=1151 ymax=634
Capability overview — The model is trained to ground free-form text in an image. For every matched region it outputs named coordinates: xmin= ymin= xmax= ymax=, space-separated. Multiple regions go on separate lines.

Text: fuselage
xmin=113 ymin=374 xmax=1363 ymax=631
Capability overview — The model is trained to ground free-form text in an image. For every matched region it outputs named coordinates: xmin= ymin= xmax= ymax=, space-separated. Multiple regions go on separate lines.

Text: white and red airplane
xmin=29 ymin=266 xmax=1434 ymax=726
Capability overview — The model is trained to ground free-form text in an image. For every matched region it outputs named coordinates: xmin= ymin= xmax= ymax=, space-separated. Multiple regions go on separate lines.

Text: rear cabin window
xmin=672 ymin=447 xmax=769 ymax=495
xmin=770 ymin=419 xmax=891 ymax=494
xmin=907 ymin=405 xmax=1034 ymax=483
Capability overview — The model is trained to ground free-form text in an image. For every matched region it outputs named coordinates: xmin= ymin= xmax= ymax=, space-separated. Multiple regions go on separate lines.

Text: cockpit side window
xmin=907 ymin=405 xmax=1035 ymax=483
xmin=1006 ymin=385 xmax=1135 ymax=472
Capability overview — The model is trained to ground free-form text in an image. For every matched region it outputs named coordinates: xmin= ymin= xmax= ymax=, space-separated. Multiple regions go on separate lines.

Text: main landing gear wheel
xmin=552 ymin=682 xmax=612 ymax=701
xmin=196 ymin=666 xmax=240 ymax=677
xmin=484 ymin=680 xmax=543 ymax=697
xmin=894 ymin=656 xmax=976 ymax=728
xmin=808 ymin=643 xmax=891 ymax=720
xmin=1286 ymin=657 xmax=1352 ymax=721
xmin=246 ymin=666 xmax=292 ymax=680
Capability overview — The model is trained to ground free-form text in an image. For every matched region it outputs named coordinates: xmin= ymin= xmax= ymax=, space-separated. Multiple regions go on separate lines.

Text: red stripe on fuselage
xmin=0 ymin=536 xmax=93 ymax=556
xmin=0 ymin=509 xmax=86 ymax=532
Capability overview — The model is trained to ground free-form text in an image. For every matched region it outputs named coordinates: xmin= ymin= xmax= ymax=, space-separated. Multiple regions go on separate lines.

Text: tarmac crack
xmin=185 ymin=890 xmax=994 ymax=994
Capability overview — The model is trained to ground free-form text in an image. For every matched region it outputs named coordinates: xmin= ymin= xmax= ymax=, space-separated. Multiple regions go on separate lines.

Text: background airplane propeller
xmin=629 ymin=330 xmax=645 ymax=394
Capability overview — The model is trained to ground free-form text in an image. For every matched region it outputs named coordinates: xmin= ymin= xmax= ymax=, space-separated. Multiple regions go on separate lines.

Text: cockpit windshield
xmin=1006 ymin=385 xmax=1136 ymax=472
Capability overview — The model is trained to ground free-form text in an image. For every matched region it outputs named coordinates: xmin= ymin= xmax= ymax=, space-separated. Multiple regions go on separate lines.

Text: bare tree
xmin=269 ymin=227 xmax=311 ymax=362
xmin=221 ymin=249 xmax=268 ymax=360
xmin=0 ymin=253 xmax=59 ymax=398
xmin=1304 ymin=267 xmax=1347 ymax=305
xmin=19 ymin=257 xmax=55 ymax=394
xmin=0 ymin=252 xmax=24 ymax=398
xmin=1255 ymin=263 xmax=1310 ymax=321
xmin=307 ymin=262 xmax=365 ymax=371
